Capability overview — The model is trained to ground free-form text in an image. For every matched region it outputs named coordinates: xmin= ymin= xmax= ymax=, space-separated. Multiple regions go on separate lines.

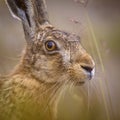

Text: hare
xmin=0 ymin=0 xmax=95 ymax=120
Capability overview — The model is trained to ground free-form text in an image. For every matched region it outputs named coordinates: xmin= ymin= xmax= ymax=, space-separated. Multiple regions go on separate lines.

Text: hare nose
xmin=81 ymin=65 xmax=95 ymax=80
xmin=81 ymin=66 xmax=93 ymax=73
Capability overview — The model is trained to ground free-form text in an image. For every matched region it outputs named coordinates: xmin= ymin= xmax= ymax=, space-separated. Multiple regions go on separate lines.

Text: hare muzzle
xmin=67 ymin=40 xmax=95 ymax=85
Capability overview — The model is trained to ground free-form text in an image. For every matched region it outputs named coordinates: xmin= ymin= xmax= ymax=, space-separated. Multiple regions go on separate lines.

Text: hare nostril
xmin=81 ymin=65 xmax=93 ymax=73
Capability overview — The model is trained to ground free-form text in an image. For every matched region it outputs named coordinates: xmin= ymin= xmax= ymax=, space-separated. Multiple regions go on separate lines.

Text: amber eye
xmin=45 ymin=40 xmax=57 ymax=51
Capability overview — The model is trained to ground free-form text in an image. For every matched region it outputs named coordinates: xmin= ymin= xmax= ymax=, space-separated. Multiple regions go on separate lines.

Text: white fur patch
xmin=91 ymin=68 xmax=95 ymax=78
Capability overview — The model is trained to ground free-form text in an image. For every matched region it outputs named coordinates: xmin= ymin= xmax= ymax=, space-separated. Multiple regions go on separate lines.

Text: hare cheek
xmin=68 ymin=65 xmax=87 ymax=82
xmin=61 ymin=51 xmax=71 ymax=65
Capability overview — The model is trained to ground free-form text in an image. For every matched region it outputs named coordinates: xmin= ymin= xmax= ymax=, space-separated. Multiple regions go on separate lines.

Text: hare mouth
xmin=74 ymin=81 xmax=85 ymax=86
xmin=69 ymin=79 xmax=85 ymax=86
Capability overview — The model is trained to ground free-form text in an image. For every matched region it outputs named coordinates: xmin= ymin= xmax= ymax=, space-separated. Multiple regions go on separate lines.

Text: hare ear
xmin=6 ymin=0 xmax=50 ymax=42
xmin=34 ymin=0 xmax=50 ymax=25
xmin=6 ymin=0 xmax=36 ymax=41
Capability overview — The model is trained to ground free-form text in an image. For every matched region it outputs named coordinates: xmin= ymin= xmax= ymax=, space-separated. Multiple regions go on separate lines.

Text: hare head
xmin=6 ymin=0 xmax=95 ymax=85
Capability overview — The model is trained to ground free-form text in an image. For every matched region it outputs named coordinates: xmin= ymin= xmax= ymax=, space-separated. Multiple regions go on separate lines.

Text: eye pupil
xmin=47 ymin=42 xmax=53 ymax=49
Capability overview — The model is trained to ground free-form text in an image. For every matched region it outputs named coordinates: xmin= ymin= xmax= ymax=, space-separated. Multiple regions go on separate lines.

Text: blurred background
xmin=0 ymin=0 xmax=120 ymax=120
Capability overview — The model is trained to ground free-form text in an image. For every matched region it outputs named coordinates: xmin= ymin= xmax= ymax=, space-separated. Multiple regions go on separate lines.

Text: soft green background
xmin=0 ymin=0 xmax=120 ymax=120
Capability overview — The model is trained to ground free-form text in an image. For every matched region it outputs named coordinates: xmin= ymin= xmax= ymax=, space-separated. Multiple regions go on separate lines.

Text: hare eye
xmin=45 ymin=40 xmax=57 ymax=51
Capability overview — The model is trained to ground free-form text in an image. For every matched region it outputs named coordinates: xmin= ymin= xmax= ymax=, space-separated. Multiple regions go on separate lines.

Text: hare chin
xmin=75 ymin=81 xmax=85 ymax=86
xmin=73 ymin=73 xmax=95 ymax=86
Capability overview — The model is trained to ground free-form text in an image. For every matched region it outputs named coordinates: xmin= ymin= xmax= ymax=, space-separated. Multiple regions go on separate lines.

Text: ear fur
xmin=5 ymin=0 xmax=50 ymax=41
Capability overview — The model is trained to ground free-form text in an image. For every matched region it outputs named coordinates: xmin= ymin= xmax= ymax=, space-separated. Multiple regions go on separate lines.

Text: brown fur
xmin=0 ymin=0 xmax=95 ymax=120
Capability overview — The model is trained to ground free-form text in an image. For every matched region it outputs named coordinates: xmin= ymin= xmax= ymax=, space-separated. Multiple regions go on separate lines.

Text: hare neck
xmin=9 ymin=70 xmax=62 ymax=117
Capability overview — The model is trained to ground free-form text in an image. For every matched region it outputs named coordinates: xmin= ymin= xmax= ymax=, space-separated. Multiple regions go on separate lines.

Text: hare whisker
xmin=42 ymin=83 xmax=62 ymax=116
xmin=38 ymin=82 xmax=59 ymax=98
